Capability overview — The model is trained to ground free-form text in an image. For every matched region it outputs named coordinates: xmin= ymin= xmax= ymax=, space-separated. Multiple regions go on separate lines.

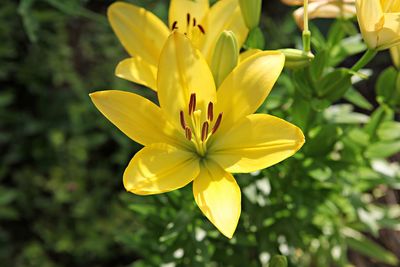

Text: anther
xmin=197 ymin=25 xmax=205 ymax=34
xmin=212 ymin=113 xmax=223 ymax=134
xmin=207 ymin=102 xmax=214 ymax=121
xmin=171 ymin=21 xmax=178 ymax=30
xmin=201 ymin=122 xmax=209 ymax=142
xmin=193 ymin=18 xmax=197 ymax=27
xmin=188 ymin=93 xmax=196 ymax=115
xmin=185 ymin=126 xmax=192 ymax=140
xmin=186 ymin=13 xmax=191 ymax=26
xmin=179 ymin=111 xmax=186 ymax=130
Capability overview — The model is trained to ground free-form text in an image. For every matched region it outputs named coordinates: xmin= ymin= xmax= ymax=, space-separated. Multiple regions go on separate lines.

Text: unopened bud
xmin=390 ymin=45 xmax=400 ymax=70
xmin=269 ymin=255 xmax=288 ymax=267
xmin=279 ymin=48 xmax=314 ymax=69
xmin=211 ymin=31 xmax=239 ymax=87
xmin=239 ymin=0 xmax=262 ymax=30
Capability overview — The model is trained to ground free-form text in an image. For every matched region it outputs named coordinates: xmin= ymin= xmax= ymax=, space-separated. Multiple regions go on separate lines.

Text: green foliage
xmin=1 ymin=1 xmax=399 ymax=267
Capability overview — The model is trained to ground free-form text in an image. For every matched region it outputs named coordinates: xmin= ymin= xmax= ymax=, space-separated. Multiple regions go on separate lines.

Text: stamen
xmin=193 ymin=18 xmax=197 ymax=27
xmin=171 ymin=21 xmax=178 ymax=30
xmin=197 ymin=25 xmax=205 ymax=34
xmin=189 ymin=93 xmax=196 ymax=115
xmin=201 ymin=122 xmax=209 ymax=142
xmin=185 ymin=126 xmax=192 ymax=140
xmin=207 ymin=102 xmax=214 ymax=121
xmin=186 ymin=13 xmax=191 ymax=26
xmin=212 ymin=113 xmax=223 ymax=134
xmin=179 ymin=111 xmax=186 ymax=130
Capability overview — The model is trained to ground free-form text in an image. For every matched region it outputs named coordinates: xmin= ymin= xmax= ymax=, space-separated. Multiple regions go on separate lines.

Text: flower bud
xmin=390 ymin=45 xmax=400 ymax=70
xmin=279 ymin=48 xmax=314 ymax=69
xmin=239 ymin=0 xmax=262 ymax=30
xmin=211 ymin=31 xmax=239 ymax=87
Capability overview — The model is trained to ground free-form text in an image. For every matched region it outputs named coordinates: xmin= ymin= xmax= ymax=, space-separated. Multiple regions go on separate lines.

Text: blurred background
xmin=1 ymin=0 xmax=399 ymax=266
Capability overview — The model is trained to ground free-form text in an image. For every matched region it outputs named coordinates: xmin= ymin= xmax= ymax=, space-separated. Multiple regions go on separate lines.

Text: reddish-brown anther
xmin=212 ymin=113 xmax=223 ymax=134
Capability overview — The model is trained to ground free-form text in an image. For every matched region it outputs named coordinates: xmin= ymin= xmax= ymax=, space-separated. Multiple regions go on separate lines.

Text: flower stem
xmin=351 ymin=49 xmax=377 ymax=72
xmin=302 ymin=0 xmax=311 ymax=52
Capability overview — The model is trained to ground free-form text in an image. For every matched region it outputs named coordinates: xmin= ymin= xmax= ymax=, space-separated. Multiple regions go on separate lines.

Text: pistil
xmin=178 ymin=93 xmax=223 ymax=157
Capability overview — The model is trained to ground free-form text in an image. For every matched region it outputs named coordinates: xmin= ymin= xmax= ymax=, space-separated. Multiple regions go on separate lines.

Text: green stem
xmin=351 ymin=49 xmax=377 ymax=72
xmin=302 ymin=0 xmax=311 ymax=52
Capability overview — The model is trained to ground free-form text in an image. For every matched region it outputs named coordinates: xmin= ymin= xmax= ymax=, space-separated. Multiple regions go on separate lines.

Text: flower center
xmin=171 ymin=13 xmax=206 ymax=39
xmin=179 ymin=93 xmax=222 ymax=157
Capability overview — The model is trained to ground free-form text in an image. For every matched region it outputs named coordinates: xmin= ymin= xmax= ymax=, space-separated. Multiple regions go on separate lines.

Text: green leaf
xmin=344 ymin=229 xmax=398 ymax=266
xmin=305 ymin=125 xmax=341 ymax=157
xmin=376 ymin=67 xmax=400 ymax=108
xmin=327 ymin=20 xmax=347 ymax=47
xmin=365 ymin=141 xmax=400 ymax=158
xmin=244 ymin=27 xmax=264 ymax=50
xmin=309 ymin=50 xmax=328 ymax=82
xmin=318 ymin=68 xmax=352 ymax=101
xmin=292 ymin=68 xmax=314 ymax=99
xmin=344 ymin=87 xmax=373 ymax=110
xmin=364 ymin=106 xmax=394 ymax=141
xmin=269 ymin=255 xmax=288 ymax=267
xmin=18 ymin=0 xmax=39 ymax=43
xmin=377 ymin=121 xmax=400 ymax=140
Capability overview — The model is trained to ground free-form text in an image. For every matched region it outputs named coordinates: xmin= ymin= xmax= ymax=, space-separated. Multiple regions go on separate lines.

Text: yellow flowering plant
xmin=91 ymin=32 xmax=305 ymax=238
xmin=108 ymin=0 xmax=248 ymax=91
xmin=355 ymin=0 xmax=400 ymax=51
xmin=81 ymin=0 xmax=400 ymax=265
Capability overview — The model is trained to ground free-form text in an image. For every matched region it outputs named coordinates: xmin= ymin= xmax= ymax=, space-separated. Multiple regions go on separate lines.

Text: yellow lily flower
xmin=281 ymin=0 xmax=356 ymax=29
xmin=90 ymin=32 xmax=305 ymax=238
xmin=108 ymin=0 xmax=248 ymax=91
xmin=356 ymin=0 xmax=400 ymax=50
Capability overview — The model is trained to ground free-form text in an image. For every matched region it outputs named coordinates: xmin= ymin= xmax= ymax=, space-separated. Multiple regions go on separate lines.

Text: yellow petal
xmin=157 ymin=32 xmax=216 ymax=130
xmin=381 ymin=0 xmax=400 ymax=12
xmin=115 ymin=57 xmax=157 ymax=91
xmin=168 ymin=0 xmax=209 ymax=30
xmin=193 ymin=160 xmax=241 ymax=238
xmin=376 ymin=12 xmax=400 ymax=50
xmin=199 ymin=0 xmax=249 ymax=63
xmin=356 ymin=0 xmax=384 ymax=49
xmin=209 ymin=114 xmax=305 ymax=173
xmin=108 ymin=2 xmax=169 ymax=65
xmin=90 ymin=90 xmax=185 ymax=147
xmin=215 ymin=51 xmax=285 ymax=133
xmin=239 ymin=49 xmax=261 ymax=62
xmin=124 ymin=143 xmax=199 ymax=195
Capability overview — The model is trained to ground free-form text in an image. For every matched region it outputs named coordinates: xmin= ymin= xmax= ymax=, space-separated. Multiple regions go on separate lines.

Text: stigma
xmin=178 ymin=93 xmax=222 ymax=156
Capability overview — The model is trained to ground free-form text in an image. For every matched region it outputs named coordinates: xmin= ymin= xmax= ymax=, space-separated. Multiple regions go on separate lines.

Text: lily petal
xmin=215 ymin=51 xmax=285 ymax=133
xmin=168 ymin=0 xmax=209 ymax=30
xmin=108 ymin=2 xmax=169 ymax=65
xmin=115 ymin=57 xmax=158 ymax=91
xmin=381 ymin=0 xmax=400 ymax=12
xmin=90 ymin=90 xmax=185 ymax=147
xmin=356 ymin=0 xmax=383 ymax=48
xmin=209 ymin=114 xmax=305 ymax=173
xmin=157 ymin=32 xmax=216 ymax=130
xmin=239 ymin=49 xmax=261 ymax=62
xmin=376 ymin=12 xmax=400 ymax=50
xmin=124 ymin=143 xmax=199 ymax=195
xmin=193 ymin=160 xmax=241 ymax=239
xmin=200 ymin=0 xmax=248 ymax=63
